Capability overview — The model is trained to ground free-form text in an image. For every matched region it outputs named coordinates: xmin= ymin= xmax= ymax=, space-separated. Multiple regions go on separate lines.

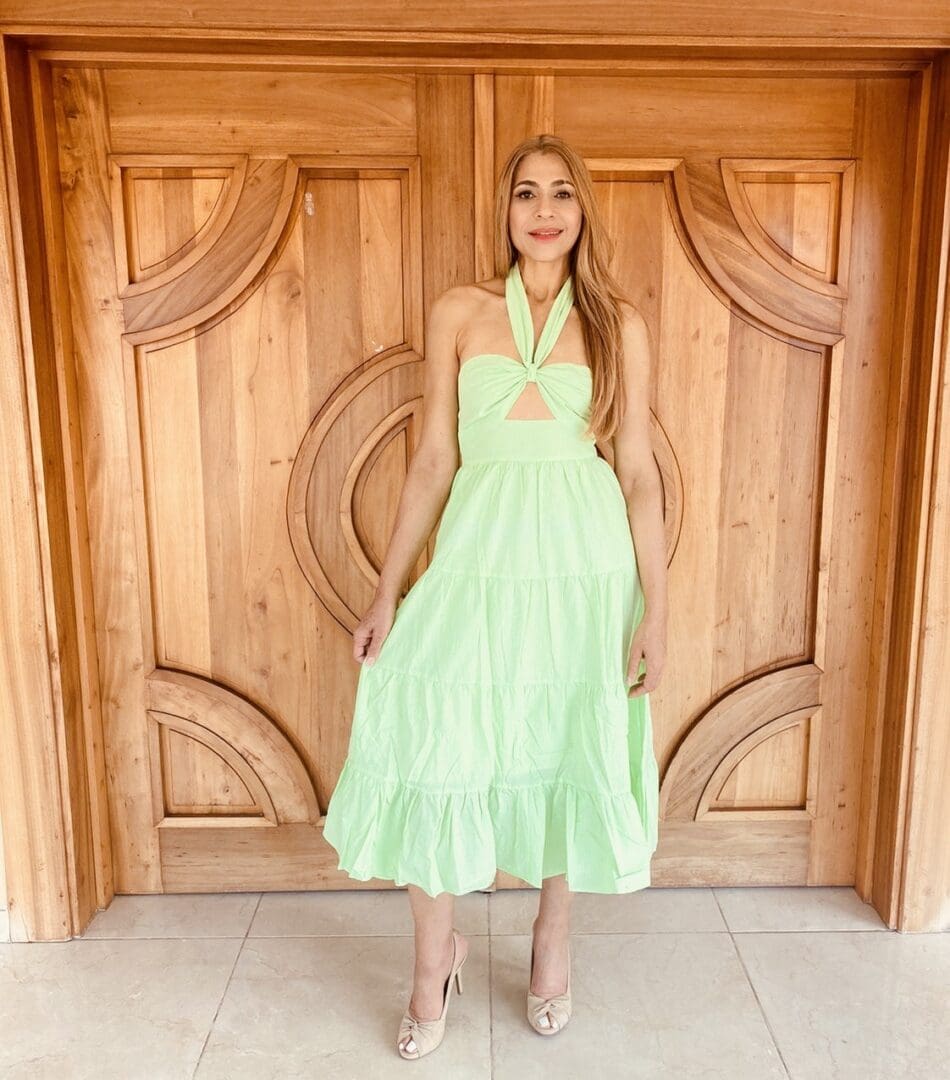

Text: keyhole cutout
xmin=504 ymin=380 xmax=555 ymax=420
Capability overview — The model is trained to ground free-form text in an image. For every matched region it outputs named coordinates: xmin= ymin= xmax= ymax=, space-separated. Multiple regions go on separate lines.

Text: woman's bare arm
xmin=611 ymin=305 xmax=668 ymax=693
xmin=353 ymin=287 xmax=467 ymax=665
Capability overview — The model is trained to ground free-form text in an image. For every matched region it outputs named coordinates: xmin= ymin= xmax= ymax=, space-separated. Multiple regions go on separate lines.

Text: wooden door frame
xmin=1 ymin=13 xmax=947 ymax=939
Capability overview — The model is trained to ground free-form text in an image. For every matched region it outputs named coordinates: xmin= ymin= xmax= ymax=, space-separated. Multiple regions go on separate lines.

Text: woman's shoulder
xmin=432 ymin=277 xmax=505 ymax=335
xmin=437 ymin=276 xmax=505 ymax=307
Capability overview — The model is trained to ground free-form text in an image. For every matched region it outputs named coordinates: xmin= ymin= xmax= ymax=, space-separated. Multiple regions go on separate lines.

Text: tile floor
xmin=1 ymin=886 xmax=948 ymax=1079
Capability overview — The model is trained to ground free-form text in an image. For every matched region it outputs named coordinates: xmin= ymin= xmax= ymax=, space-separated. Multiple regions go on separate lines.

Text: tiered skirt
xmin=323 ymin=456 xmax=660 ymax=897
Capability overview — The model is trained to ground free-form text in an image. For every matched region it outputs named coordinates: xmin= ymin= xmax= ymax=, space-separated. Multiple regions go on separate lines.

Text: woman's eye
xmin=515 ymin=190 xmax=573 ymax=198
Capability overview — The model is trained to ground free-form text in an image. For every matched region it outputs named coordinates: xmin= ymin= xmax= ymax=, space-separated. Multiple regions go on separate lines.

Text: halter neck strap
xmin=504 ymin=262 xmax=574 ymax=370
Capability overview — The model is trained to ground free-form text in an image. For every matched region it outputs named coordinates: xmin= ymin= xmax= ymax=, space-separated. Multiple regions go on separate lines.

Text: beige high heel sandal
xmin=526 ymin=933 xmax=572 ymax=1035
xmin=397 ymin=928 xmax=467 ymax=1060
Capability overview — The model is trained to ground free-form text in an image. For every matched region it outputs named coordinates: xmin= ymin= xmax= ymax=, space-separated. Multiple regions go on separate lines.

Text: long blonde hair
xmin=493 ymin=133 xmax=634 ymax=444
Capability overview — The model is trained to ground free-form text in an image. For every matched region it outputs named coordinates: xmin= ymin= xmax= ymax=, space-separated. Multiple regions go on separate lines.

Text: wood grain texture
xmin=872 ymin=53 xmax=950 ymax=932
xmin=0 ymin=42 xmax=77 ymax=942
xmin=1 ymin=34 xmax=946 ymax=935
xmin=3 ymin=1 xmax=949 ymax=43
xmin=57 ymin=66 xmax=921 ymax=898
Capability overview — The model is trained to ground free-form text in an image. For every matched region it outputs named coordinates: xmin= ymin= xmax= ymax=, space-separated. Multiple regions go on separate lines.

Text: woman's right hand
xmin=352 ymin=593 xmax=398 ymax=667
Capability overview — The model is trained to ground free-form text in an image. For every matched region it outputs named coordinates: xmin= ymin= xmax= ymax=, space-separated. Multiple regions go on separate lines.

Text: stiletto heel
xmin=526 ymin=930 xmax=572 ymax=1035
xmin=397 ymin=928 xmax=467 ymax=1060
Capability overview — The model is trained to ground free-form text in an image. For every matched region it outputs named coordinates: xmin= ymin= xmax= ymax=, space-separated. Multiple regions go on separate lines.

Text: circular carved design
xmin=287 ymin=348 xmax=424 ymax=635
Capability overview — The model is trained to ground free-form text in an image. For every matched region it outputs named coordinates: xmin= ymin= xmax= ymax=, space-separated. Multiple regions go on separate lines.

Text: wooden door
xmin=47 ymin=62 xmax=909 ymax=893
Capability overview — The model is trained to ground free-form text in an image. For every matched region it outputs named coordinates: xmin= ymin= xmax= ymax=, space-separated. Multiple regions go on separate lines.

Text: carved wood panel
xmin=51 ymin=62 xmax=910 ymax=891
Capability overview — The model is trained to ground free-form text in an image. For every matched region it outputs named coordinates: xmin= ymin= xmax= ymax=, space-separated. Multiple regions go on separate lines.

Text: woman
xmin=323 ymin=133 xmax=668 ymax=1059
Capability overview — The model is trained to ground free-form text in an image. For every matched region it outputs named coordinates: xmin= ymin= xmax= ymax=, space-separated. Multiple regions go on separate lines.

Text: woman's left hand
xmin=626 ymin=616 xmax=667 ymax=698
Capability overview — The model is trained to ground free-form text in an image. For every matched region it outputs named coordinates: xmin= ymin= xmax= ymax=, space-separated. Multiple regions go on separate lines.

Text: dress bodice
xmin=457 ymin=262 xmax=596 ymax=464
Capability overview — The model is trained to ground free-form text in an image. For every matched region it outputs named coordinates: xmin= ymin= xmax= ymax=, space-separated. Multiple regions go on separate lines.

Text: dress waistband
xmin=459 ymin=419 xmax=598 ymax=464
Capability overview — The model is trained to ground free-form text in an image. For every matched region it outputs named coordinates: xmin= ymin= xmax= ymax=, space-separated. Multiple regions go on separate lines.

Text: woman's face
xmin=508 ymin=152 xmax=582 ymax=262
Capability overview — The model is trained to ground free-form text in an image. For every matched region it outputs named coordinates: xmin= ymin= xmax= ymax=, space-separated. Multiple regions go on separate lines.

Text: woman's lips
xmin=529 ymin=229 xmax=562 ymax=242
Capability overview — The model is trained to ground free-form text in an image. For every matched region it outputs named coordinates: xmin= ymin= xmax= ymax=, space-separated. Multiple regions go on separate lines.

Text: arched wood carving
xmin=146 ymin=669 xmax=319 ymax=825
xmin=660 ymin=663 xmax=823 ymax=822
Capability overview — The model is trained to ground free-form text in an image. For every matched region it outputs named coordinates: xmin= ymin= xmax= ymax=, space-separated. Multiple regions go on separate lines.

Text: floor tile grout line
xmin=190 ymin=892 xmax=264 ymax=1080
xmin=74 ymin=926 xmax=892 ymax=941
xmin=729 ymin=935 xmax=793 ymax=1079
xmin=713 ymin=891 xmax=793 ymax=1079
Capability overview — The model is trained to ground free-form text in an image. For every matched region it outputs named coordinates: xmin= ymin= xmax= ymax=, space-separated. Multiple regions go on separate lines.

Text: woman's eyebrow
xmin=514 ymin=179 xmax=575 ymax=187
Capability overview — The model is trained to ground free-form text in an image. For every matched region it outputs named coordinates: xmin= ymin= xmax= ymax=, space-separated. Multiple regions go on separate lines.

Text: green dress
xmin=323 ymin=261 xmax=659 ymax=896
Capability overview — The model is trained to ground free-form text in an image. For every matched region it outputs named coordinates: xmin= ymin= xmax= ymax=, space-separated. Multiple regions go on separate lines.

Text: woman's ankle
xmin=414 ymin=928 xmax=458 ymax=972
xmin=533 ymin=914 xmax=570 ymax=939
